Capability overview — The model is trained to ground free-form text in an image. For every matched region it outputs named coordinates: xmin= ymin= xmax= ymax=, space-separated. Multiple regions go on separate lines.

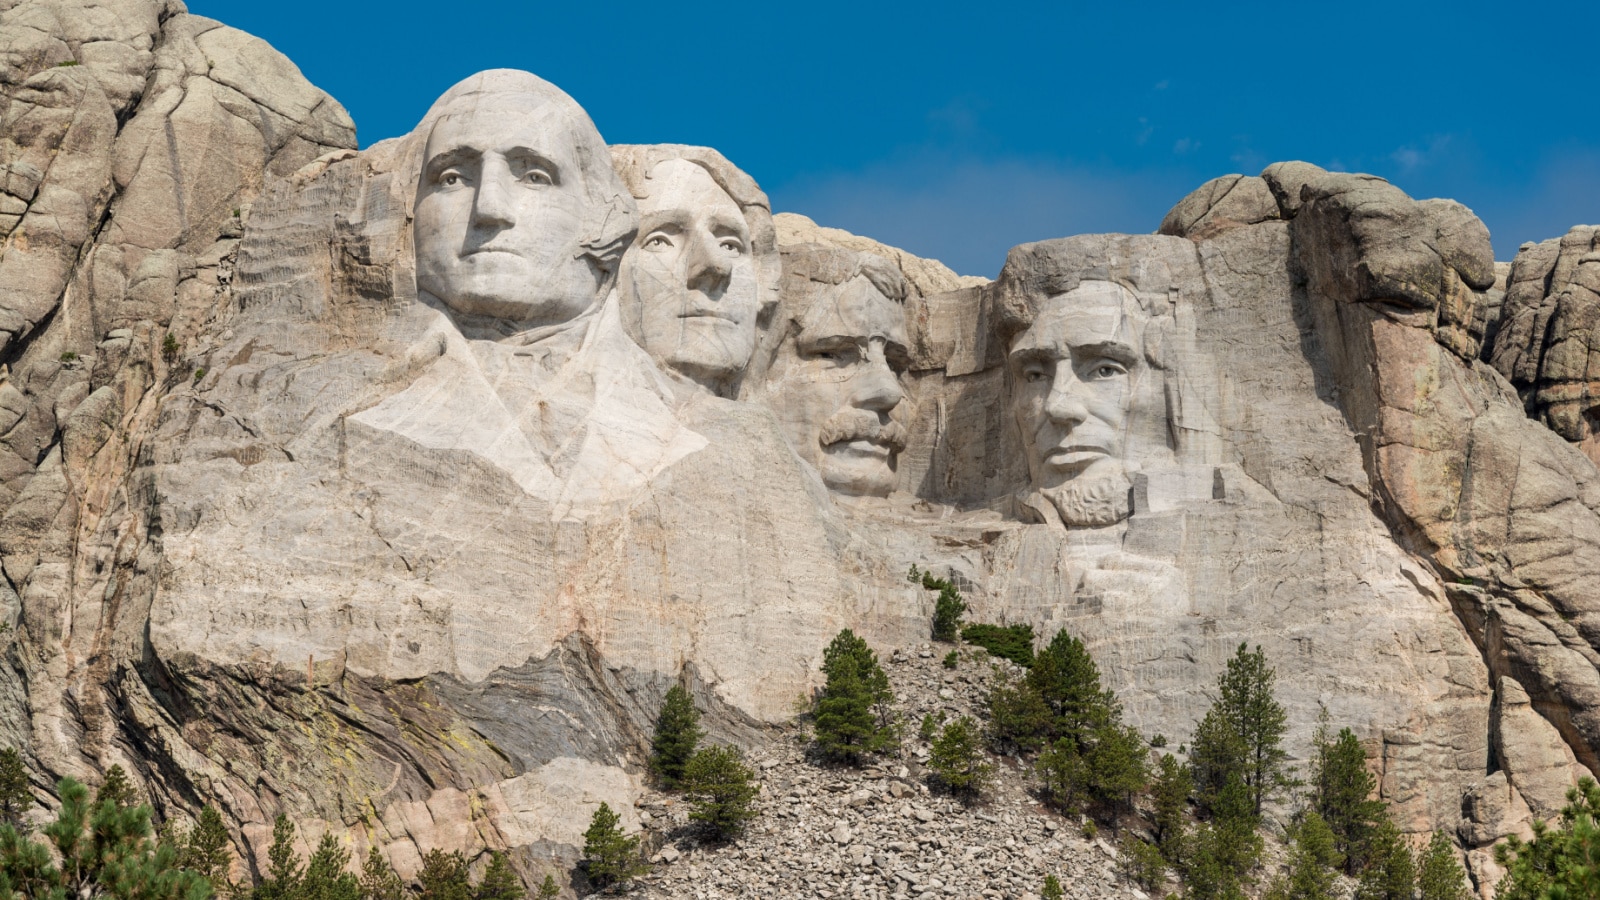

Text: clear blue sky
xmin=190 ymin=0 xmax=1599 ymax=277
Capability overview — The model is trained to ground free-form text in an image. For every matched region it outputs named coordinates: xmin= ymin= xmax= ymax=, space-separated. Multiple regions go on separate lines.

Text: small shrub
xmin=1121 ymin=836 xmax=1168 ymax=893
xmin=960 ymin=622 xmax=1036 ymax=667
xmin=192 ymin=367 xmax=206 ymax=383
xmin=1082 ymin=819 xmax=1098 ymax=841
xmin=927 ymin=716 xmax=992 ymax=800
xmin=987 ymin=668 xmax=1053 ymax=753
xmin=919 ymin=711 xmax=944 ymax=742
xmin=477 ymin=851 xmax=526 ymax=900
xmin=581 ymin=802 xmax=647 ymax=890
xmin=942 ymin=650 xmax=959 ymax=669
xmin=917 ymin=571 xmax=968 ymax=643
xmin=162 ymin=333 xmax=179 ymax=363
xmin=58 ymin=351 xmax=77 ymax=362
xmin=682 ymin=745 xmax=760 ymax=840
xmin=1416 ymin=829 xmax=1471 ymax=900
xmin=1042 ymin=874 xmax=1065 ymax=900
xmin=536 ymin=873 xmax=562 ymax=899
xmin=56 ymin=59 xmax=79 ymax=66
xmin=416 ymin=848 xmax=470 ymax=900
xmin=360 ymin=845 xmax=405 ymax=900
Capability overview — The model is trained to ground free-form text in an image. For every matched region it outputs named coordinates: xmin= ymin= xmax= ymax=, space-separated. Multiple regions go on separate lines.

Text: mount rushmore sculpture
xmin=3 ymin=8 xmax=1600 ymax=891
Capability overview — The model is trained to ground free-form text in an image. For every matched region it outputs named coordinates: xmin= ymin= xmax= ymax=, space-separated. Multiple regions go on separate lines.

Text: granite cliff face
xmin=1 ymin=0 xmax=1597 ymax=894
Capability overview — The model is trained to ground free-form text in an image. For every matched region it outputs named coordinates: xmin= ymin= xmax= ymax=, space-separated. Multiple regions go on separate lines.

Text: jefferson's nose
xmin=471 ymin=160 xmax=516 ymax=229
xmin=1044 ymin=368 xmax=1089 ymax=425
xmin=685 ymin=230 xmax=732 ymax=294
xmin=850 ymin=341 xmax=904 ymax=413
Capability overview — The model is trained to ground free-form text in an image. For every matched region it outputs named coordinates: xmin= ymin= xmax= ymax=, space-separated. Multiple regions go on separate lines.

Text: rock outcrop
xmin=2 ymin=4 xmax=1598 ymax=898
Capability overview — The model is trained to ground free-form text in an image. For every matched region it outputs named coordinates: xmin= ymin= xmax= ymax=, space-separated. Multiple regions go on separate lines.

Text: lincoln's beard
xmin=1037 ymin=469 xmax=1133 ymax=528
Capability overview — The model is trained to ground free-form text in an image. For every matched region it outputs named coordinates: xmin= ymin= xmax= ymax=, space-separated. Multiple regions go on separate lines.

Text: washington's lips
xmin=678 ymin=308 xmax=738 ymax=323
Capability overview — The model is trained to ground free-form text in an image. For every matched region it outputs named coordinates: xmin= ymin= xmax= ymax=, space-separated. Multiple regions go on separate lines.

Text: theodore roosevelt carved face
xmin=411 ymin=71 xmax=634 ymax=330
xmin=611 ymin=146 xmax=779 ymax=396
xmin=759 ymin=245 xmax=910 ymax=498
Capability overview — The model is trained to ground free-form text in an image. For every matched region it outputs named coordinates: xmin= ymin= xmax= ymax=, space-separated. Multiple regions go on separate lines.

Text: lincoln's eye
xmin=1023 ymin=364 xmax=1049 ymax=383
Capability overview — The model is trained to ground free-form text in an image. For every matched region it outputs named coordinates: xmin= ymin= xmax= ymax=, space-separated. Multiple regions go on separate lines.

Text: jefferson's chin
xmin=820 ymin=441 xmax=897 ymax=497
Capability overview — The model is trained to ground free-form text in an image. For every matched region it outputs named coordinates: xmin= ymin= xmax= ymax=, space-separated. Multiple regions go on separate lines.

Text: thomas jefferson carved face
xmin=1008 ymin=281 xmax=1167 ymax=524
xmin=413 ymin=91 xmax=602 ymax=327
xmin=764 ymin=270 xmax=910 ymax=497
xmin=624 ymin=159 xmax=760 ymax=391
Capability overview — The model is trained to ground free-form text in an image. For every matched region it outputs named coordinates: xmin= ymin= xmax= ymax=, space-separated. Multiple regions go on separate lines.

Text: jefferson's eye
xmin=719 ymin=237 xmax=745 ymax=254
xmin=643 ymin=232 xmax=675 ymax=250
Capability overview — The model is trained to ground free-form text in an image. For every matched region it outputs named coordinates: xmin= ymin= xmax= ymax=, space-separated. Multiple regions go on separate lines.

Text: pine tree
xmin=1494 ymin=779 xmax=1600 ymax=900
xmin=649 ymin=684 xmax=703 ymax=789
xmin=1029 ymin=630 xmax=1118 ymax=742
xmin=417 ymin=848 xmax=472 ymax=900
xmin=535 ymin=873 xmax=561 ymax=900
xmin=254 ymin=814 xmax=303 ymax=900
xmin=681 ymin=745 xmax=760 ymax=839
xmin=0 ymin=775 xmax=210 ymax=900
xmin=177 ymin=805 xmax=233 ymax=890
xmin=1416 ymin=830 xmax=1472 ymax=900
xmin=927 ymin=717 xmax=993 ymax=799
xmin=0 ymin=748 xmax=28 ymax=831
xmin=918 ymin=571 xmax=969 ymax=643
xmin=1190 ymin=644 xmax=1290 ymax=818
xmin=1037 ymin=738 xmax=1089 ymax=815
xmin=359 ymin=845 xmax=405 ymax=900
xmin=302 ymin=832 xmax=362 ymax=900
xmin=1263 ymin=811 xmax=1339 ymax=900
xmin=1153 ymin=752 xmax=1193 ymax=864
xmin=476 ymin=851 xmax=526 ymax=900
xmin=1309 ymin=719 xmax=1383 ymax=873
xmin=1355 ymin=816 xmax=1416 ymax=900
xmin=1182 ymin=775 xmax=1262 ymax=900
xmin=813 ymin=629 xmax=896 ymax=763
xmin=1084 ymin=722 xmax=1150 ymax=814
xmin=986 ymin=668 xmax=1054 ymax=753
xmin=580 ymin=802 xmax=647 ymax=891
xmin=96 ymin=763 xmax=139 ymax=809
xmin=1041 ymin=874 xmax=1065 ymax=900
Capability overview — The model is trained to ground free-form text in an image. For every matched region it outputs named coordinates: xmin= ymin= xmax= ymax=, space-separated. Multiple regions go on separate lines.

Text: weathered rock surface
xmin=0 ymin=5 xmax=1596 ymax=899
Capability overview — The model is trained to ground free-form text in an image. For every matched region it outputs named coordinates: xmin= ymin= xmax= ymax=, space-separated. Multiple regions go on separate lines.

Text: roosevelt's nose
xmin=850 ymin=340 xmax=904 ymax=413
xmin=685 ymin=230 xmax=732 ymax=294
xmin=471 ymin=158 xmax=516 ymax=229
xmin=1044 ymin=368 xmax=1089 ymax=426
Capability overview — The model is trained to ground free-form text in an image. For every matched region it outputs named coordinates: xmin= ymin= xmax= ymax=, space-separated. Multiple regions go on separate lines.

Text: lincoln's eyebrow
xmin=1007 ymin=343 xmax=1060 ymax=365
xmin=1069 ymin=339 xmax=1139 ymax=365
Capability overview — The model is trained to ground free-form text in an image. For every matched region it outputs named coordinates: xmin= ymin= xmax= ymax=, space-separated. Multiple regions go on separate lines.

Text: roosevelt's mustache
xmin=818 ymin=409 xmax=908 ymax=452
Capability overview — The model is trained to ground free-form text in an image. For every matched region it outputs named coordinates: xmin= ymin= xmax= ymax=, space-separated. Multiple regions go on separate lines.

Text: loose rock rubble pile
xmin=634 ymin=644 xmax=1156 ymax=900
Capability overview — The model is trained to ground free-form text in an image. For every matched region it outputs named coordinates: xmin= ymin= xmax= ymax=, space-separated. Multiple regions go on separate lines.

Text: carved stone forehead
xmin=796 ymin=276 xmax=909 ymax=347
xmin=1011 ymin=281 xmax=1145 ymax=355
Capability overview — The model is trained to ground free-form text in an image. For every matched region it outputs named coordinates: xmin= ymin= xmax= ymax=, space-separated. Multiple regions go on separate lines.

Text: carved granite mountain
xmin=1 ymin=2 xmax=1597 ymax=896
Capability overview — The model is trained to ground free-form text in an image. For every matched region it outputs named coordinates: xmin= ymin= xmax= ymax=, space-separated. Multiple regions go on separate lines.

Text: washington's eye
xmin=438 ymin=169 xmax=464 ymax=187
xmin=521 ymin=168 xmax=554 ymax=186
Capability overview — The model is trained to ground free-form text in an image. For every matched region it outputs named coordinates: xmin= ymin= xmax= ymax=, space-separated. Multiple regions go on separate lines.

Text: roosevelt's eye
xmin=810 ymin=345 xmax=859 ymax=366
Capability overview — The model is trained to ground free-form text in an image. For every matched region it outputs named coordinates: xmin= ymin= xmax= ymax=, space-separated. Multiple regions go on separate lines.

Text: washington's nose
xmin=685 ymin=231 xmax=732 ymax=294
xmin=471 ymin=164 xmax=516 ymax=229
xmin=850 ymin=344 xmax=904 ymax=413
xmin=1044 ymin=369 xmax=1089 ymax=425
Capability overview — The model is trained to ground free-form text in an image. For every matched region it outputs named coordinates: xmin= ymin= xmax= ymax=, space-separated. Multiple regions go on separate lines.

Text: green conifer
xmin=476 ymin=851 xmax=526 ymax=900
xmin=1416 ymin=829 xmax=1472 ymax=900
xmin=1041 ymin=874 xmax=1065 ymax=900
xmin=813 ymin=629 xmax=896 ymax=763
xmin=535 ymin=873 xmax=561 ymax=900
xmin=359 ymin=844 xmax=405 ymax=900
xmin=927 ymin=717 xmax=993 ymax=799
xmin=919 ymin=571 xmax=969 ymax=642
xmin=1309 ymin=719 xmax=1383 ymax=873
xmin=96 ymin=764 xmax=139 ymax=809
xmin=417 ymin=849 xmax=472 ymax=900
xmin=255 ymin=814 xmax=303 ymax=900
xmin=649 ymin=684 xmax=703 ymax=789
xmin=0 ymin=748 xmax=28 ymax=831
xmin=1190 ymin=644 xmax=1290 ymax=818
xmin=1153 ymin=752 xmax=1193 ymax=864
xmin=302 ymin=832 xmax=362 ymax=900
xmin=682 ymin=745 xmax=760 ymax=839
xmin=1354 ymin=816 xmax=1416 ymax=900
xmin=1264 ymin=811 xmax=1339 ymax=900
xmin=580 ymin=802 xmax=647 ymax=891
xmin=178 ymin=805 xmax=233 ymax=889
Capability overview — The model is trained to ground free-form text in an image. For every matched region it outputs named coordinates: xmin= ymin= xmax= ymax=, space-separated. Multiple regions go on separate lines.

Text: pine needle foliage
xmin=682 ymin=745 xmax=760 ymax=839
xmin=1190 ymin=644 xmax=1290 ymax=819
xmin=360 ymin=845 xmax=405 ymax=900
xmin=812 ymin=629 xmax=897 ymax=764
xmin=1308 ymin=717 xmax=1383 ymax=873
xmin=0 ymin=750 xmax=28 ymax=832
xmin=580 ymin=803 xmax=647 ymax=891
xmin=1415 ymin=829 xmax=1472 ymax=900
xmin=927 ymin=717 xmax=992 ymax=800
xmin=1496 ymin=777 xmax=1600 ymax=900
xmin=476 ymin=852 xmax=526 ymax=900
xmin=649 ymin=684 xmax=703 ymax=789
xmin=1354 ymin=816 xmax=1416 ymax=900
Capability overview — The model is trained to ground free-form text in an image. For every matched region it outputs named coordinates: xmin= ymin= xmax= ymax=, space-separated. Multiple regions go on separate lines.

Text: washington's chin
xmin=422 ymin=266 xmax=595 ymax=323
xmin=819 ymin=442 xmax=897 ymax=497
